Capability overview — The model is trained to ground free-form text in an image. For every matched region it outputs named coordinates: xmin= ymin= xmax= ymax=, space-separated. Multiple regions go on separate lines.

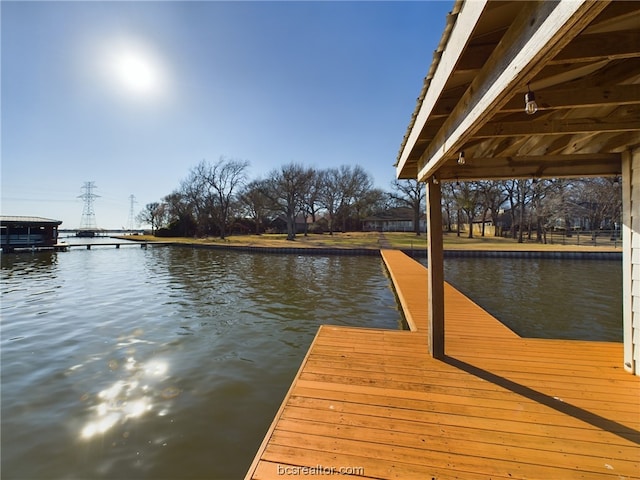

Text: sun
xmin=113 ymin=51 xmax=158 ymax=94
xmin=101 ymin=38 xmax=167 ymax=100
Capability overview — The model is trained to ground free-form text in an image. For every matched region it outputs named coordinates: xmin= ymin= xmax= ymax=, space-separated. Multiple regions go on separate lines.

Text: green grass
xmin=124 ymin=231 xmax=620 ymax=252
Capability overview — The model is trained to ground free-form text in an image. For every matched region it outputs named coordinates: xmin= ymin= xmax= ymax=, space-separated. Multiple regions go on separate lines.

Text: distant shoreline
xmin=113 ymin=233 xmax=622 ymax=260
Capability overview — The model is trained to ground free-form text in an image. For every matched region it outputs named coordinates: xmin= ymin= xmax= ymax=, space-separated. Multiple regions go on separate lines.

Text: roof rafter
xmin=396 ymin=1 xmax=640 ymax=183
xmin=436 ymin=153 xmax=622 ymax=181
xmin=498 ymin=84 xmax=640 ymax=114
xmin=414 ymin=0 xmax=610 ymax=182
xmin=431 ymin=82 xmax=640 ymax=119
xmin=548 ymin=30 xmax=640 ymax=64
xmin=475 ymin=113 xmax=640 ymax=138
xmin=395 ymin=0 xmax=488 ymax=173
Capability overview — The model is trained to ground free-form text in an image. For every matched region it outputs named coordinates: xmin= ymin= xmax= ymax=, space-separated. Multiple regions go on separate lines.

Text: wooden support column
xmin=426 ymin=178 xmax=445 ymax=358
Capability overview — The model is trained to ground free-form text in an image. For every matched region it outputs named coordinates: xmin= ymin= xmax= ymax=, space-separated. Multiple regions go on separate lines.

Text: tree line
xmin=138 ymin=157 xmax=621 ymax=244
xmin=441 ymin=177 xmax=621 ymax=243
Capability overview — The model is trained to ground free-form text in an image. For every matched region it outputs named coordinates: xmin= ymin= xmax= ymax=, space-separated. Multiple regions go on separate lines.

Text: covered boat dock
xmin=247 ymin=0 xmax=639 ymax=478
xmin=0 ymin=216 xmax=63 ymax=252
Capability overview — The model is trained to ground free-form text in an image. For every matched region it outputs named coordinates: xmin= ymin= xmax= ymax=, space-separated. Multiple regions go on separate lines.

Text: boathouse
xmin=0 ymin=216 xmax=63 ymax=252
xmin=395 ymin=0 xmax=640 ymax=375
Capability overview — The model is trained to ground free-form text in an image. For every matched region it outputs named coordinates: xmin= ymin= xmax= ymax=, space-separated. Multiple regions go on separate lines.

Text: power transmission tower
xmin=127 ymin=194 xmax=138 ymax=231
xmin=78 ymin=181 xmax=100 ymax=232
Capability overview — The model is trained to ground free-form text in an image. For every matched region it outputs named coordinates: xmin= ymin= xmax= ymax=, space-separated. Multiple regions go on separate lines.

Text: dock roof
xmin=396 ymin=0 xmax=640 ymax=182
xmin=0 ymin=216 xmax=63 ymax=225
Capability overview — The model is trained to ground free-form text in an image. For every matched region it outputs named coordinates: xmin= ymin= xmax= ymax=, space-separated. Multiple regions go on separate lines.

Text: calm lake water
xmin=1 ymin=242 xmax=622 ymax=479
xmin=441 ymin=256 xmax=622 ymax=341
xmin=1 ymin=242 xmax=401 ymax=480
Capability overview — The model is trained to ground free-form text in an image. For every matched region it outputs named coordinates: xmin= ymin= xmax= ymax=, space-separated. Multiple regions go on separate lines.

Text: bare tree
xmin=317 ymin=168 xmax=341 ymax=235
xmin=239 ymin=179 xmax=271 ymax=235
xmin=452 ymin=181 xmax=481 ymax=239
xmin=335 ymin=165 xmax=374 ymax=232
xmin=576 ymin=178 xmax=622 ymax=231
xmin=355 ymin=188 xmax=388 ymax=229
xmin=503 ymin=179 xmax=534 ymax=242
xmin=264 ymin=163 xmax=314 ymax=240
xmin=180 ymin=161 xmax=213 ymax=236
xmin=137 ymin=202 xmax=163 ymax=234
xmin=441 ymin=182 xmax=457 ymax=233
xmin=181 ymin=157 xmax=249 ymax=238
xmin=389 ymin=179 xmax=425 ymax=235
xmin=207 ymin=157 xmax=250 ymax=239
xmin=163 ymin=191 xmax=197 ymax=236
xmin=475 ymin=181 xmax=507 ymax=237
xmin=528 ymin=179 xmax=557 ymax=242
xmin=301 ymin=169 xmax=321 ymax=236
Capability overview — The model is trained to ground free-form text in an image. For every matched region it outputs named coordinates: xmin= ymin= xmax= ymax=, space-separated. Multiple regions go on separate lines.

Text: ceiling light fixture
xmin=457 ymin=151 xmax=466 ymax=165
xmin=525 ymin=84 xmax=538 ymax=115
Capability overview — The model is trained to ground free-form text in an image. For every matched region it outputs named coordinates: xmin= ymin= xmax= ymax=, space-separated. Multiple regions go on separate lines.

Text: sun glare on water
xmin=78 ymin=357 xmax=175 ymax=441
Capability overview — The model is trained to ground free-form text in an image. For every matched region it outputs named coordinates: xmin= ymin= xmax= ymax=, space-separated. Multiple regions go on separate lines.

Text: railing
xmin=541 ymin=229 xmax=621 ymax=247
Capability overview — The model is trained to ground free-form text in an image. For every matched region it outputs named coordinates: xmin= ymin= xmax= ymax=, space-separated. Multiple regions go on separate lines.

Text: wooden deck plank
xmin=245 ymin=251 xmax=640 ymax=480
xmin=259 ymin=444 xmax=494 ymax=480
xmin=273 ymin=418 xmax=640 ymax=475
xmin=291 ymin=378 xmax=640 ymax=428
xmin=295 ymin=370 xmax=639 ymax=412
xmin=263 ymin=431 xmax=628 ymax=480
xmin=300 ymin=363 xmax=637 ymax=402
xmin=286 ymin=390 xmax=640 ymax=451
xmin=282 ymin=399 xmax=639 ymax=453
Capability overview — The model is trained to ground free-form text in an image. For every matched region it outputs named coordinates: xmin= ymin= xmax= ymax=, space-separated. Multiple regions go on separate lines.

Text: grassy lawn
xmin=129 ymin=232 xmax=386 ymax=248
xmin=124 ymin=231 xmax=620 ymax=252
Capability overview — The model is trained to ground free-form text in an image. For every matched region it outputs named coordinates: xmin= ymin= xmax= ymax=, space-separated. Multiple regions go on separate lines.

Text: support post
xmin=426 ymin=178 xmax=445 ymax=358
xmin=622 ymin=148 xmax=639 ymax=375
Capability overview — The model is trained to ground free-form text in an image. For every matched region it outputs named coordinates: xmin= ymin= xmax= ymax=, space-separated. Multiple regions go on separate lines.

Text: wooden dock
xmin=246 ymin=250 xmax=639 ymax=479
xmin=50 ymin=241 xmax=173 ymax=251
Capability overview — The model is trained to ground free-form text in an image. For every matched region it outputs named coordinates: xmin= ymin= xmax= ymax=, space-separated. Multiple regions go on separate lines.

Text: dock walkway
xmin=246 ymin=250 xmax=639 ymax=479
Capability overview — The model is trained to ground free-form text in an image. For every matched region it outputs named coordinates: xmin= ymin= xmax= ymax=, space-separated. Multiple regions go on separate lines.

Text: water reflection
xmin=76 ymin=330 xmax=179 ymax=442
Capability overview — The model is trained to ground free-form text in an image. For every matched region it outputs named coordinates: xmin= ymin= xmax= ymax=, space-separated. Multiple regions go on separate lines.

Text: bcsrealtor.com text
xmin=276 ymin=464 xmax=365 ymax=476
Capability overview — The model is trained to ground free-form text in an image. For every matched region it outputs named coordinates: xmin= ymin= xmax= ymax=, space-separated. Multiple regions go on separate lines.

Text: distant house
xmin=363 ymin=207 xmax=425 ymax=232
xmin=0 ymin=216 xmax=63 ymax=251
xmin=266 ymin=214 xmax=309 ymax=234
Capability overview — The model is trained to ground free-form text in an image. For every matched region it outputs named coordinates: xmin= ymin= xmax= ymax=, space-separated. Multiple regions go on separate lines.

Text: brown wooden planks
xmin=245 ymin=251 xmax=640 ymax=480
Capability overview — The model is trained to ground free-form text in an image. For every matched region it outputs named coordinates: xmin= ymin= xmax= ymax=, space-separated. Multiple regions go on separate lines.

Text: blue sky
xmin=2 ymin=1 xmax=452 ymax=230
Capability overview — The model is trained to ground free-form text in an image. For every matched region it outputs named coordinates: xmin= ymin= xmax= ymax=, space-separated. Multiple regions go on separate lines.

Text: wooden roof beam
xmin=548 ymin=30 xmax=640 ymax=65
xmin=583 ymin=2 xmax=640 ymax=35
xmin=415 ymin=0 xmax=610 ymax=182
xmin=435 ymin=83 xmax=639 ymax=120
xmin=497 ymin=84 xmax=640 ymax=114
xmin=475 ymin=114 xmax=640 ymax=138
xmin=396 ymin=0 xmax=488 ymax=177
xmin=436 ymin=153 xmax=622 ymax=180
xmin=535 ymin=57 xmax=640 ymax=91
